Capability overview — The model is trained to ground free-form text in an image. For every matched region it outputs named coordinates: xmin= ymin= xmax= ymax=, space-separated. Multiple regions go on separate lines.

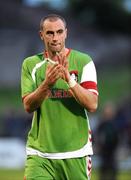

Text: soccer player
xmin=21 ymin=14 xmax=98 ymax=180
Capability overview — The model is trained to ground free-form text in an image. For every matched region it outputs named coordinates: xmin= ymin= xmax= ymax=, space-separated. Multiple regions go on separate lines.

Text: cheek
xmin=43 ymin=34 xmax=51 ymax=40
xmin=43 ymin=37 xmax=51 ymax=44
xmin=61 ymin=34 xmax=66 ymax=42
xmin=64 ymin=31 xmax=67 ymax=39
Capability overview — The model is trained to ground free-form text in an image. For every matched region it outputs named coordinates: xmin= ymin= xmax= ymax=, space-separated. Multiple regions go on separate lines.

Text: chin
xmin=52 ymin=48 xmax=61 ymax=53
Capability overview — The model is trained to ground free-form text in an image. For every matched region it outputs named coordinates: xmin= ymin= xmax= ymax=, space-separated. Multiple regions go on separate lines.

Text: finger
xmin=64 ymin=61 xmax=68 ymax=68
xmin=61 ymin=55 xmax=68 ymax=68
xmin=47 ymin=65 xmax=63 ymax=79
xmin=47 ymin=63 xmax=59 ymax=74
xmin=56 ymin=52 xmax=63 ymax=65
xmin=46 ymin=63 xmax=52 ymax=71
xmin=49 ymin=70 xmax=62 ymax=83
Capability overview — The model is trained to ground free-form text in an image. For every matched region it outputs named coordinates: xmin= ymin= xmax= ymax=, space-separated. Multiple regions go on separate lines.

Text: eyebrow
xmin=46 ymin=29 xmax=64 ymax=35
xmin=46 ymin=31 xmax=54 ymax=34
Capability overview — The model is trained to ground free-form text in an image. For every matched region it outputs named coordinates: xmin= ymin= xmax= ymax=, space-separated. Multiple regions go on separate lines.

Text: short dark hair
xmin=40 ymin=14 xmax=66 ymax=30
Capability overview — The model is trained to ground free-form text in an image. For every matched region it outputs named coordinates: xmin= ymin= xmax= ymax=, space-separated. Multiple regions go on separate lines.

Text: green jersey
xmin=21 ymin=49 xmax=98 ymax=159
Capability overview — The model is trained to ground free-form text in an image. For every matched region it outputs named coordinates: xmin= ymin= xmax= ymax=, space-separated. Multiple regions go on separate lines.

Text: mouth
xmin=51 ymin=43 xmax=60 ymax=46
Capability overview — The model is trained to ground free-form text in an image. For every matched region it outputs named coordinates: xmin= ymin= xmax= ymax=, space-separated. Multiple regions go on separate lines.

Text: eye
xmin=46 ymin=31 xmax=54 ymax=35
xmin=57 ymin=29 xmax=64 ymax=34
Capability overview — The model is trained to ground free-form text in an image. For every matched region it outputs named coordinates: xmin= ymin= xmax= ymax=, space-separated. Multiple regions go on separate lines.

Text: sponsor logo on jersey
xmin=69 ymin=70 xmax=78 ymax=82
xmin=48 ymin=89 xmax=72 ymax=98
xmin=47 ymin=70 xmax=78 ymax=99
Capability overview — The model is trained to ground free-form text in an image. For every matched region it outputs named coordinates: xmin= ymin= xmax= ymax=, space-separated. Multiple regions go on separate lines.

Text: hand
xmin=56 ymin=53 xmax=70 ymax=82
xmin=44 ymin=63 xmax=63 ymax=87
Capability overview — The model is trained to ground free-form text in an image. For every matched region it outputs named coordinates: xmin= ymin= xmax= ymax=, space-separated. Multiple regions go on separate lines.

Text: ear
xmin=39 ymin=30 xmax=43 ymax=40
xmin=65 ymin=28 xmax=67 ymax=39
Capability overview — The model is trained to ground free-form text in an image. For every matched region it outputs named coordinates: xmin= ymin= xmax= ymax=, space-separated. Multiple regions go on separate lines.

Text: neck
xmin=45 ymin=48 xmax=68 ymax=60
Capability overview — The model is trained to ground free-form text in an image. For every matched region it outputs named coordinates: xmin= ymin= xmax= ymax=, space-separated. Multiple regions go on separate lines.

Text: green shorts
xmin=24 ymin=155 xmax=92 ymax=180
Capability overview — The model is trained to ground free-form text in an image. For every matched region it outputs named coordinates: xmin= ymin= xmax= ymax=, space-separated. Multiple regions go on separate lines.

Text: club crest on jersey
xmin=69 ymin=70 xmax=78 ymax=82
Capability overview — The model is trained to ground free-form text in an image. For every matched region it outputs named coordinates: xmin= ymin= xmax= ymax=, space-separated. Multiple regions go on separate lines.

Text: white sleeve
xmin=80 ymin=61 xmax=98 ymax=95
xmin=81 ymin=61 xmax=97 ymax=83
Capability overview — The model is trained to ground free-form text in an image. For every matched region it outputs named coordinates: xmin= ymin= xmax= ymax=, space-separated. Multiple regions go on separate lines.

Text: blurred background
xmin=0 ymin=0 xmax=131 ymax=179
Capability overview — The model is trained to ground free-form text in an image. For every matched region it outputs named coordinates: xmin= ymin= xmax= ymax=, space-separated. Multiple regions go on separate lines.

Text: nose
xmin=52 ymin=32 xmax=58 ymax=41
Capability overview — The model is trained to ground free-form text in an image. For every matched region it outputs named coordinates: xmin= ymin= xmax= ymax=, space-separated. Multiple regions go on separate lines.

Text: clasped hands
xmin=45 ymin=53 xmax=70 ymax=87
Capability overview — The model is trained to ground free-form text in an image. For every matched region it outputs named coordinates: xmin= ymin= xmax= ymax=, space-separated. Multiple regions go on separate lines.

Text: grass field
xmin=0 ymin=169 xmax=131 ymax=180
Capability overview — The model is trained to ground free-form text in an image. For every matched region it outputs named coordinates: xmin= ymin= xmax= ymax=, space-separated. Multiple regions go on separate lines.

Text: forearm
xmin=23 ymin=64 xmax=65 ymax=113
xmin=69 ymin=83 xmax=98 ymax=112
xmin=23 ymin=82 xmax=50 ymax=113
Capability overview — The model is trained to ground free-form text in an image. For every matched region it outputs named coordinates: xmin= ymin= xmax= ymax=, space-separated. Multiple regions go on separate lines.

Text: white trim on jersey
xmin=81 ymin=61 xmax=97 ymax=83
xmin=84 ymin=109 xmax=93 ymax=153
xmin=86 ymin=156 xmax=92 ymax=179
xmin=31 ymin=60 xmax=46 ymax=82
xmin=26 ymin=140 xmax=93 ymax=159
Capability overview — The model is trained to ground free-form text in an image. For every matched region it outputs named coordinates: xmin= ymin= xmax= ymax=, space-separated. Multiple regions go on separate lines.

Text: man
xmin=21 ymin=14 xmax=98 ymax=180
xmin=96 ymin=102 xmax=119 ymax=180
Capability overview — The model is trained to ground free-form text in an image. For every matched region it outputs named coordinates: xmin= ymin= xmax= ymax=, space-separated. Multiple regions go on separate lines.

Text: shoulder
xmin=70 ymin=49 xmax=92 ymax=63
xmin=22 ymin=53 xmax=43 ymax=67
xmin=70 ymin=49 xmax=93 ymax=68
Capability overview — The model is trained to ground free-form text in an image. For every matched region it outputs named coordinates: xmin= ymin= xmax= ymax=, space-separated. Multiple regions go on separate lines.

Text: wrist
xmin=68 ymin=78 xmax=77 ymax=88
xmin=42 ymin=80 xmax=52 ymax=89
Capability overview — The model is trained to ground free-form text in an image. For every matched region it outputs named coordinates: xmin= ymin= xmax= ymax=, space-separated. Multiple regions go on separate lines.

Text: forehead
xmin=43 ymin=19 xmax=65 ymax=31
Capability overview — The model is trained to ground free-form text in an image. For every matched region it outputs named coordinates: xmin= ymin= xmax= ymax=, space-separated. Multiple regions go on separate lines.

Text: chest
xmin=35 ymin=59 xmax=83 ymax=89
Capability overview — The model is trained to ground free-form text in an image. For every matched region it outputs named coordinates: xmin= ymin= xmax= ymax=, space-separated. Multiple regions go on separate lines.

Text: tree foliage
xmin=68 ymin=0 xmax=131 ymax=33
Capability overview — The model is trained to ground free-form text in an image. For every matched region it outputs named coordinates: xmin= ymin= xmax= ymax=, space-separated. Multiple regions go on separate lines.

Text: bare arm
xmin=23 ymin=81 xmax=49 ymax=113
xmin=57 ymin=53 xmax=98 ymax=112
xmin=23 ymin=63 xmax=63 ymax=113
xmin=69 ymin=84 xmax=98 ymax=112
